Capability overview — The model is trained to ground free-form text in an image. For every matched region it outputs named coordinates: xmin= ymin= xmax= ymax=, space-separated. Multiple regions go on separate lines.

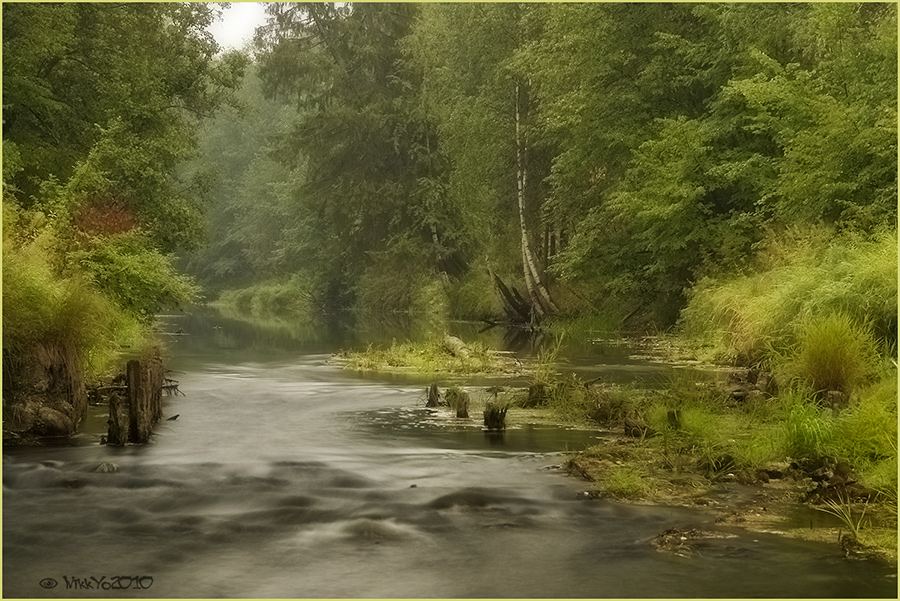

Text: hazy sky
xmin=208 ymin=2 xmax=269 ymax=51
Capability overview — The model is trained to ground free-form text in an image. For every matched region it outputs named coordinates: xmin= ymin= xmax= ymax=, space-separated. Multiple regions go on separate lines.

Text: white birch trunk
xmin=515 ymin=83 xmax=557 ymax=316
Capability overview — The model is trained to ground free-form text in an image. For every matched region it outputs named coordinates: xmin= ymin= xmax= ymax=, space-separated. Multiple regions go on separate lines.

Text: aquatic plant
xmin=483 ymin=400 xmax=508 ymax=430
xmin=813 ymin=490 xmax=870 ymax=541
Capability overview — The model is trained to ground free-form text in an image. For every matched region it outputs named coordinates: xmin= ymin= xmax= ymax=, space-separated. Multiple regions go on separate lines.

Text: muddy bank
xmin=2 ymin=341 xmax=88 ymax=441
xmin=3 ymin=346 xmax=175 ymax=446
xmin=565 ymin=432 xmax=898 ymax=565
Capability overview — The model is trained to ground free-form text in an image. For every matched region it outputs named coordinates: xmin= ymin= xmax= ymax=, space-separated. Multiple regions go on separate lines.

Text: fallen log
xmin=442 ymin=335 xmax=470 ymax=359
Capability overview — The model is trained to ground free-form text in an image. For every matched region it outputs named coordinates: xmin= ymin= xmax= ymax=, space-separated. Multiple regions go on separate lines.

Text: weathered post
xmin=127 ymin=359 xmax=148 ymax=443
xmin=106 ymin=391 xmax=129 ymax=446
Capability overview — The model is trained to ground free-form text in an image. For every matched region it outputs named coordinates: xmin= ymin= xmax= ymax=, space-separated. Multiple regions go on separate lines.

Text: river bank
xmin=336 ymin=333 xmax=898 ymax=565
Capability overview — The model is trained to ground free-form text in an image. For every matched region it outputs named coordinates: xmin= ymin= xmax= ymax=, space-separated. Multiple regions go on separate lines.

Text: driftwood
xmin=493 ymin=273 xmax=533 ymax=324
xmin=442 ymin=335 xmax=470 ymax=359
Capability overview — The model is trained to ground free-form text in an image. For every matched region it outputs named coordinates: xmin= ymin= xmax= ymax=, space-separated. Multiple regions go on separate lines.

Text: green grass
xmin=338 ymin=337 xmax=523 ymax=375
xmin=680 ymin=228 xmax=897 ymax=366
xmin=602 ymin=465 xmax=649 ymax=500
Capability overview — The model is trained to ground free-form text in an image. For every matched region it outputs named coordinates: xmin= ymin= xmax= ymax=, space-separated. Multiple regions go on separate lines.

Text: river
xmin=3 ymin=309 xmax=896 ymax=598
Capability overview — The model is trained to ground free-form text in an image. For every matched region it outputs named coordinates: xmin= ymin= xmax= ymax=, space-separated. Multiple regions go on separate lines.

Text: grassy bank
xmin=679 ymin=228 xmax=897 ymax=367
xmin=558 ymin=229 xmax=898 ymax=560
xmin=336 ymin=336 xmax=526 ymax=376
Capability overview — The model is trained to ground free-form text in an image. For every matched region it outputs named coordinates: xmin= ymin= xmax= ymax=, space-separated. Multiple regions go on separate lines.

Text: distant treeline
xmin=187 ymin=2 xmax=896 ymax=327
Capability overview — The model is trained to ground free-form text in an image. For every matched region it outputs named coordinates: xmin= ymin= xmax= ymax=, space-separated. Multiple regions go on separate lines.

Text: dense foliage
xmin=189 ymin=2 xmax=896 ymax=332
xmin=3 ymin=3 xmax=246 ymax=384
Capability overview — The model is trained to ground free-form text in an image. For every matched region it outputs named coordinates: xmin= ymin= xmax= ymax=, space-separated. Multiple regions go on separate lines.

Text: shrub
xmin=72 ymin=232 xmax=200 ymax=320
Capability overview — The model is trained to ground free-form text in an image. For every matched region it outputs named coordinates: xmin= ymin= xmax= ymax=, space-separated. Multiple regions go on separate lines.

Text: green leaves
xmin=71 ymin=233 xmax=200 ymax=320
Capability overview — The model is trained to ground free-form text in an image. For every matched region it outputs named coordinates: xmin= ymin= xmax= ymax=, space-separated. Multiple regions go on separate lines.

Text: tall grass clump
xmin=778 ymin=312 xmax=877 ymax=397
xmin=483 ymin=399 xmax=509 ymax=430
xmin=829 ymin=371 xmax=898 ymax=497
xmin=680 ymin=228 xmax=897 ymax=366
xmin=779 ymin=390 xmax=836 ymax=459
xmin=602 ymin=466 xmax=649 ymax=500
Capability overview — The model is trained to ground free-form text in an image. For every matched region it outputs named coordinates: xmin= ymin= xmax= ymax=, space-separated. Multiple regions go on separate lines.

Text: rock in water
xmin=624 ymin=412 xmax=649 ymax=437
xmin=93 ymin=462 xmax=119 ymax=473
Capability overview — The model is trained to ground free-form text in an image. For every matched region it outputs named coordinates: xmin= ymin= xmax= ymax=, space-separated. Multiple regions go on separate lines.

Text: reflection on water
xmin=3 ymin=307 xmax=896 ymax=598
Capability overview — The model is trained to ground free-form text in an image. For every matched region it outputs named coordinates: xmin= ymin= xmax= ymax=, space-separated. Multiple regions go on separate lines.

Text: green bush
xmin=72 ymin=232 xmax=200 ymax=320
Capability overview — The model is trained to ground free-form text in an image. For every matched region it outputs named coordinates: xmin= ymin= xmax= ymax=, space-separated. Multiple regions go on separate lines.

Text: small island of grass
xmin=335 ymin=334 xmax=529 ymax=376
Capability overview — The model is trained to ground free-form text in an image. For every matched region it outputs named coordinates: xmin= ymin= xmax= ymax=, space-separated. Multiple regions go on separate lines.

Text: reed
xmin=483 ymin=400 xmax=508 ymax=430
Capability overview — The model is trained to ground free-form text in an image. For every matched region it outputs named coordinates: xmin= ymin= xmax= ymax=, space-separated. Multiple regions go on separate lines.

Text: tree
xmin=407 ymin=2 xmax=556 ymax=320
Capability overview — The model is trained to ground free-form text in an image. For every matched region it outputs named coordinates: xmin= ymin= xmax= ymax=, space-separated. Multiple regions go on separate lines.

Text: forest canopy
xmin=186 ymin=2 xmax=896 ymax=329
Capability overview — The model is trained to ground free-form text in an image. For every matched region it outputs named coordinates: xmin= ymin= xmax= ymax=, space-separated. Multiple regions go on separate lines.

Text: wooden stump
xmin=107 ymin=392 xmax=129 ymax=446
xmin=426 ymin=383 xmax=440 ymax=408
xmin=126 ymin=352 xmax=166 ymax=444
xmin=446 ymin=386 xmax=470 ymax=418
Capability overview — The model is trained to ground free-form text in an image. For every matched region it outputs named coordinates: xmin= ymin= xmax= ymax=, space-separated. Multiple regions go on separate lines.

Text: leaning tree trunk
xmin=515 ymin=83 xmax=558 ymax=318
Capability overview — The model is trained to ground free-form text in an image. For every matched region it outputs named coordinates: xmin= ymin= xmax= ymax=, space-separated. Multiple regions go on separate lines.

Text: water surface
xmin=3 ymin=310 xmax=896 ymax=598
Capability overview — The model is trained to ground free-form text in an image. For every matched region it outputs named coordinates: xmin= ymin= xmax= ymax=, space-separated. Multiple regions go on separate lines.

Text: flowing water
xmin=3 ymin=310 xmax=897 ymax=598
